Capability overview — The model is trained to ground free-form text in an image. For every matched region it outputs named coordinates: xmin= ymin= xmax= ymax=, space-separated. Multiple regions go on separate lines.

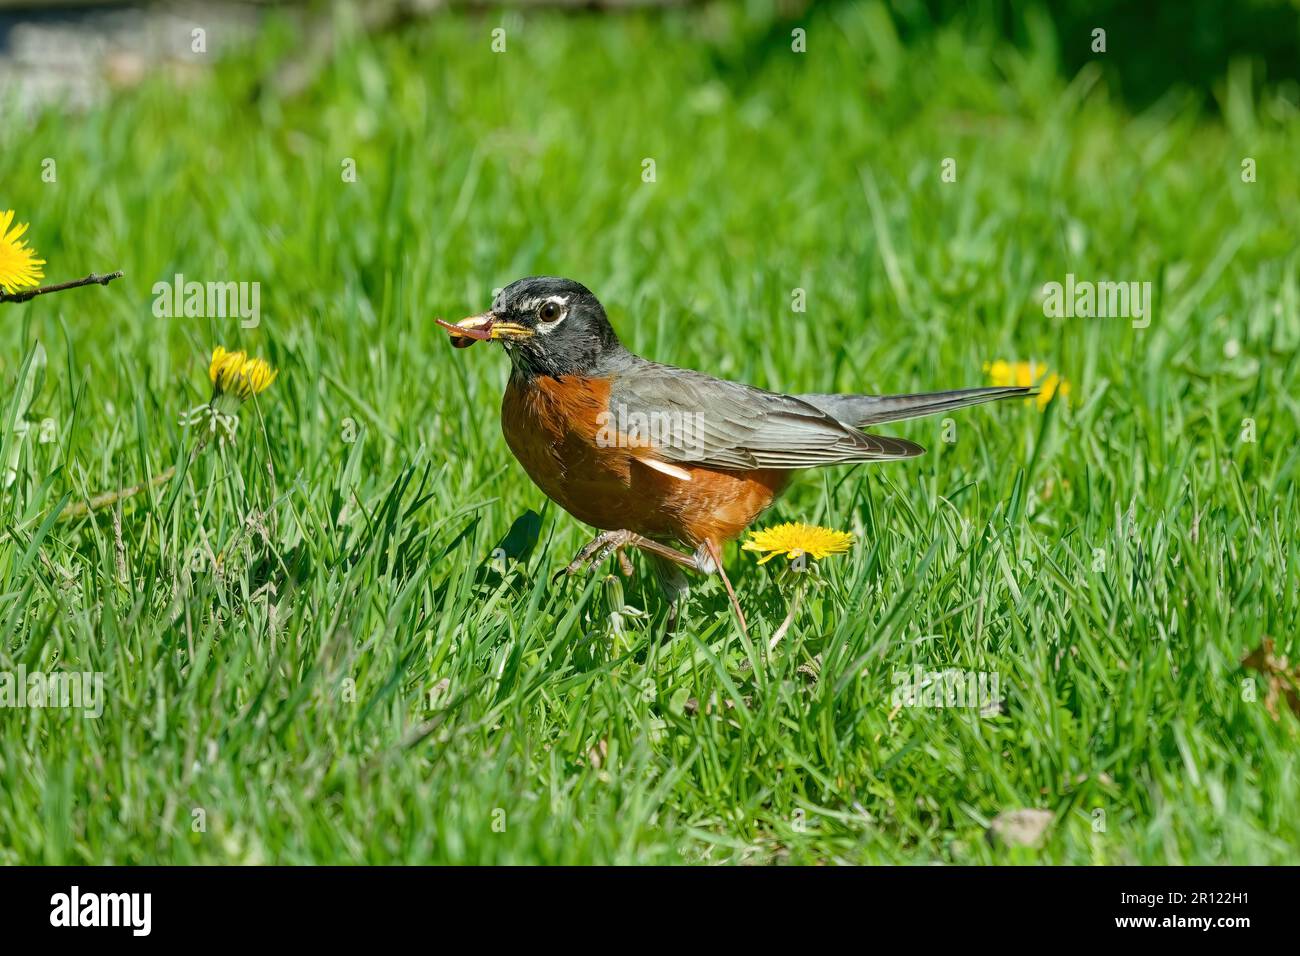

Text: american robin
xmin=439 ymin=276 xmax=1032 ymax=630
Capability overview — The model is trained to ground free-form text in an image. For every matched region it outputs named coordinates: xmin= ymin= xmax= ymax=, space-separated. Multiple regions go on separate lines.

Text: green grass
xmin=2 ymin=2 xmax=1298 ymax=864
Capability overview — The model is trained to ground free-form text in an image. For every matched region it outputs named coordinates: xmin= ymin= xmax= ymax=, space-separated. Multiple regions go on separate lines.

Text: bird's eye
xmin=538 ymin=302 xmax=562 ymax=323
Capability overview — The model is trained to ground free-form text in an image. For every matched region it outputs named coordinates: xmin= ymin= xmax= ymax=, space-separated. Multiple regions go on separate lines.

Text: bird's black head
xmin=443 ymin=276 xmax=626 ymax=379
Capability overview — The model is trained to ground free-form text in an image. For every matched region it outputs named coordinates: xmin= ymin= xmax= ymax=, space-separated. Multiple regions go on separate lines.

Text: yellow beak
xmin=438 ymin=313 xmax=535 ymax=343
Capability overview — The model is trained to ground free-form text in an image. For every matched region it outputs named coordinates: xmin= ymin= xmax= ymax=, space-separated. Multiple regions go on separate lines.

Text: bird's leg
xmin=646 ymin=553 xmax=691 ymax=634
xmin=627 ymin=537 xmax=749 ymax=639
xmin=626 ymin=536 xmax=751 ymax=640
xmin=556 ymin=529 xmax=692 ymax=579
xmin=703 ymin=539 xmax=749 ymax=640
xmin=626 ymin=534 xmax=699 ymax=568
xmin=554 ymin=532 xmax=749 ymax=640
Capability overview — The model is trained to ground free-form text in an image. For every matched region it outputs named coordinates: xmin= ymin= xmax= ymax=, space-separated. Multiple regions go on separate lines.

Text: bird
xmin=438 ymin=276 xmax=1032 ymax=632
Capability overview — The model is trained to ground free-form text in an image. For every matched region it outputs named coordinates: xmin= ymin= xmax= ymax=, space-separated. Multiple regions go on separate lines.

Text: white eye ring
xmin=534 ymin=298 xmax=569 ymax=333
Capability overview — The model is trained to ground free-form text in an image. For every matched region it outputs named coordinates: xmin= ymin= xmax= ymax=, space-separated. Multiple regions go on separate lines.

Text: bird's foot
xmin=553 ymin=529 xmax=636 ymax=582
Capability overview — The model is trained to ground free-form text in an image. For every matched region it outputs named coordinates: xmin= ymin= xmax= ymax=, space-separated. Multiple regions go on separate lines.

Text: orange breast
xmin=501 ymin=375 xmax=789 ymax=546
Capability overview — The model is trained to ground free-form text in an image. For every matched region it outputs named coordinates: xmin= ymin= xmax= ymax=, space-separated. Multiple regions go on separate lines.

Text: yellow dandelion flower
xmin=209 ymin=346 xmax=242 ymax=393
xmin=0 ymin=210 xmax=46 ymax=294
xmin=209 ymin=346 xmax=277 ymax=400
xmin=182 ymin=345 xmax=278 ymax=445
xmin=742 ymin=522 xmax=854 ymax=565
xmin=240 ymin=357 xmax=278 ymax=397
xmin=984 ymin=359 xmax=1070 ymax=411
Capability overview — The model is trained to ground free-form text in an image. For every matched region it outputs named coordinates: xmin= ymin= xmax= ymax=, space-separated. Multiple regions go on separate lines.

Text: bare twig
xmin=59 ymin=465 xmax=176 ymax=521
xmin=0 ymin=271 xmax=124 ymax=304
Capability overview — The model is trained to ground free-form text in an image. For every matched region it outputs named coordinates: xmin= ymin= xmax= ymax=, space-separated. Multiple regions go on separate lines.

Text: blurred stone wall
xmin=0 ymin=2 xmax=258 ymax=116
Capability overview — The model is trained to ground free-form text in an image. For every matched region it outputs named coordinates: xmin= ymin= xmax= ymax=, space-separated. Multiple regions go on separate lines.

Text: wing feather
xmin=606 ymin=361 xmax=924 ymax=471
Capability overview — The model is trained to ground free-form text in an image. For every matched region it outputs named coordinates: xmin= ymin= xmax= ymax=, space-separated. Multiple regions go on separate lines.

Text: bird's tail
xmin=795 ymin=386 xmax=1035 ymax=428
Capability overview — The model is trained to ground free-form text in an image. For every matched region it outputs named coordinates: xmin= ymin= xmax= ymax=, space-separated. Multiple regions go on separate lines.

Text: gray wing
xmin=796 ymin=386 xmax=1034 ymax=426
xmin=606 ymin=361 xmax=924 ymax=470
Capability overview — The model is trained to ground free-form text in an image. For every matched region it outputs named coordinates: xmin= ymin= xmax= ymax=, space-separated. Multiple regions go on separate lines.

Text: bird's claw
xmin=553 ymin=530 xmax=634 ymax=582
